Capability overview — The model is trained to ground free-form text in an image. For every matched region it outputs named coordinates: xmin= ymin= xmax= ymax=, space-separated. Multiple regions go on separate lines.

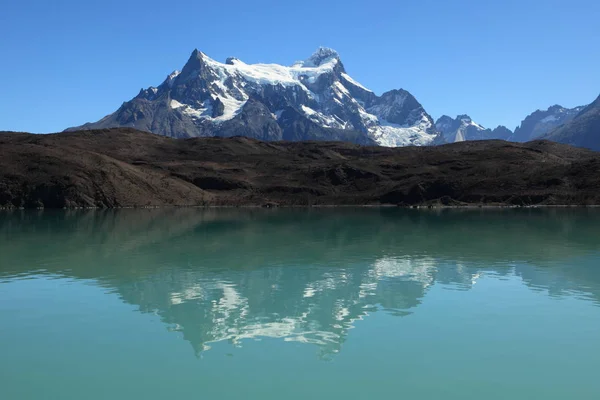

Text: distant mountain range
xmin=433 ymin=115 xmax=512 ymax=144
xmin=67 ymin=48 xmax=600 ymax=151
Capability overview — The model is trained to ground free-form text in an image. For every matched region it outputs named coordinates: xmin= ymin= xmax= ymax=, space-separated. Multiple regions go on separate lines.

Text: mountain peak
xmin=190 ymin=48 xmax=207 ymax=58
xmin=301 ymin=47 xmax=341 ymax=68
xmin=547 ymin=104 xmax=566 ymax=113
xmin=184 ymin=48 xmax=205 ymax=65
xmin=178 ymin=49 xmax=214 ymax=80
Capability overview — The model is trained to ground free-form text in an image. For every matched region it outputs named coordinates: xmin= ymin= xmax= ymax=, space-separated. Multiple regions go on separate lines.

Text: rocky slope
xmin=542 ymin=95 xmax=600 ymax=151
xmin=68 ymin=48 xmax=437 ymax=147
xmin=510 ymin=104 xmax=584 ymax=142
xmin=2 ymin=128 xmax=600 ymax=208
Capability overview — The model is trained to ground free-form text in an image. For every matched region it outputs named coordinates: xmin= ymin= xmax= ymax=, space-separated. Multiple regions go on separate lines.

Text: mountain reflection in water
xmin=1 ymin=208 xmax=599 ymax=357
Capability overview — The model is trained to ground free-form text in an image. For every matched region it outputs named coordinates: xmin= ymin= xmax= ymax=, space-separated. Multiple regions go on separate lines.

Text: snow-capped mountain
xmin=510 ymin=104 xmax=584 ymax=142
xmin=434 ymin=115 xmax=512 ymax=143
xmin=68 ymin=47 xmax=437 ymax=147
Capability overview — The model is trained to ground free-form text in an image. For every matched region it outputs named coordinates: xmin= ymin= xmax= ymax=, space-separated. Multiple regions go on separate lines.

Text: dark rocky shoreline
xmin=1 ymin=128 xmax=599 ymax=209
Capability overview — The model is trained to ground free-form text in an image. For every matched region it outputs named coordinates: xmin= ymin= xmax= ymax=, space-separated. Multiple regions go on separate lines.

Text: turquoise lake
xmin=1 ymin=208 xmax=599 ymax=399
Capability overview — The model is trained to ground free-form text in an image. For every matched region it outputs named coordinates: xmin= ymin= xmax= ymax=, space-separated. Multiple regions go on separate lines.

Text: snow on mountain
xmin=67 ymin=47 xmax=437 ymax=146
xmin=340 ymin=72 xmax=371 ymax=93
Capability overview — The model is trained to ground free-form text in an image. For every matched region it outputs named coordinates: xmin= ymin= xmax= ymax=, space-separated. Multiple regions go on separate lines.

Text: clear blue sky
xmin=1 ymin=0 xmax=598 ymax=133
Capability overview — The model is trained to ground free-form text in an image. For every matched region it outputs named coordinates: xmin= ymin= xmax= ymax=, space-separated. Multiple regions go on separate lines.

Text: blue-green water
xmin=1 ymin=208 xmax=599 ymax=399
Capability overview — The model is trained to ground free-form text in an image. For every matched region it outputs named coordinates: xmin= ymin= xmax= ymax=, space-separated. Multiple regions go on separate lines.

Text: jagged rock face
xmin=67 ymin=48 xmax=437 ymax=146
xmin=510 ymin=104 xmax=584 ymax=142
xmin=542 ymin=95 xmax=600 ymax=151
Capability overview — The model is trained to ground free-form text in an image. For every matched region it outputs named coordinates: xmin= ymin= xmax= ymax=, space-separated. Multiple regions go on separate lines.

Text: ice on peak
xmin=310 ymin=46 xmax=339 ymax=59
xmin=300 ymin=47 xmax=340 ymax=68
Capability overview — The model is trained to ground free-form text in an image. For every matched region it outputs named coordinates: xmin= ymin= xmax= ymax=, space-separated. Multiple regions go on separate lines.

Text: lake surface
xmin=1 ymin=208 xmax=599 ymax=399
